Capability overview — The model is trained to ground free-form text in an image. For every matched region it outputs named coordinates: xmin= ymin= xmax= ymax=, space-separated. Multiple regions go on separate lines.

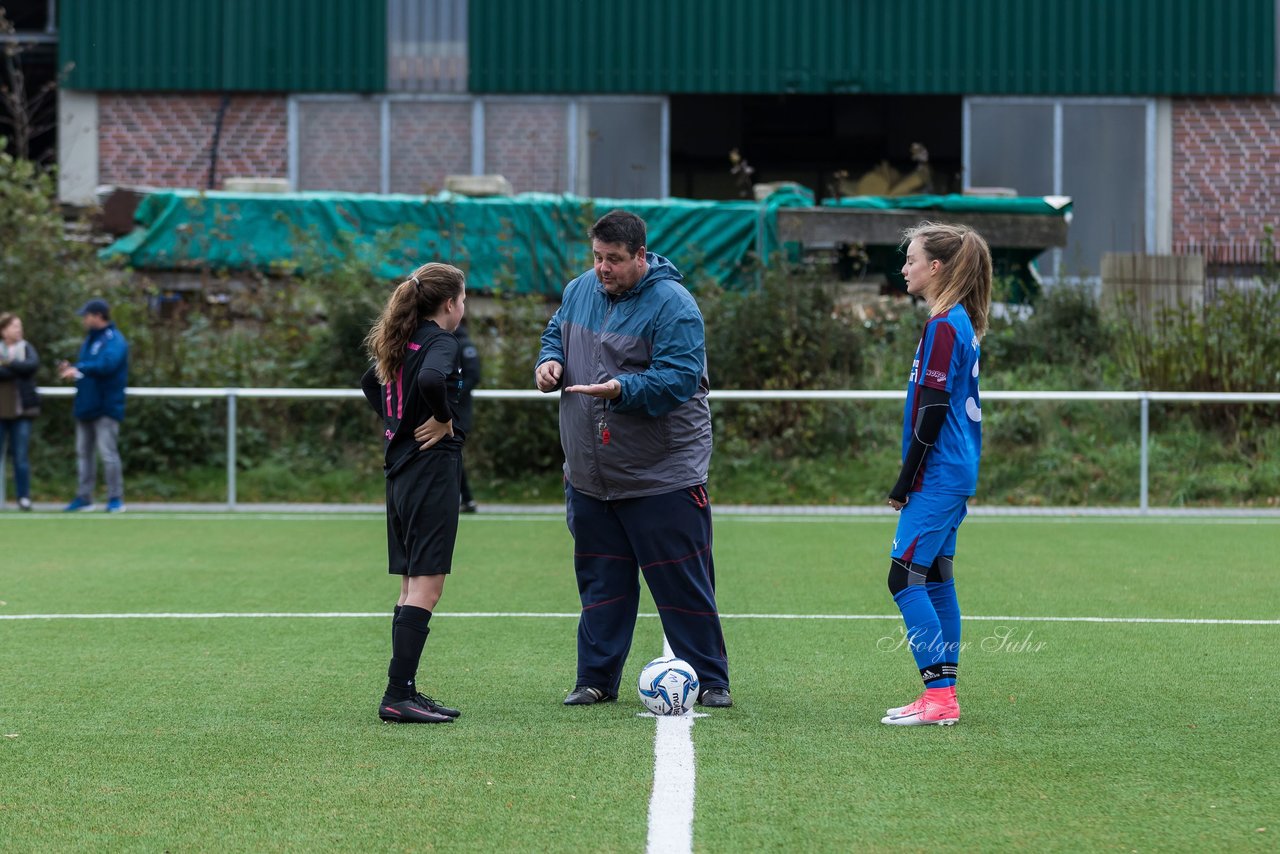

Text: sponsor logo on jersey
xmin=925 ymin=368 xmax=948 ymax=384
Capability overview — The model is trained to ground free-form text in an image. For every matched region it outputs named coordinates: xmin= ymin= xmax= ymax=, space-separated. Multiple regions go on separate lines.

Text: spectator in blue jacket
xmin=58 ymin=299 xmax=129 ymax=513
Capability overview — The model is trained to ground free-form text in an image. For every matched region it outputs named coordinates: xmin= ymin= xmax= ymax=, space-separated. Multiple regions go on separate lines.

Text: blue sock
xmin=927 ymin=578 xmax=960 ymax=688
xmin=892 ymin=586 xmax=949 ymax=688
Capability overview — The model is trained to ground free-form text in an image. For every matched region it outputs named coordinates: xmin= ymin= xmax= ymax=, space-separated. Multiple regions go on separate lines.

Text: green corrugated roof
xmin=469 ymin=0 xmax=1275 ymax=96
xmin=59 ymin=0 xmax=1275 ymax=96
xmin=60 ymin=0 xmax=385 ymax=92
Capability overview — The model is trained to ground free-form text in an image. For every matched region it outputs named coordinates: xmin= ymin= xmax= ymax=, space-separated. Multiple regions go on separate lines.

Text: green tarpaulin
xmin=819 ymin=194 xmax=1073 ymax=301
xmin=101 ymin=190 xmax=780 ymax=295
xmin=101 ymin=189 xmax=1068 ymax=295
xmin=824 ymin=194 xmax=1073 ymax=215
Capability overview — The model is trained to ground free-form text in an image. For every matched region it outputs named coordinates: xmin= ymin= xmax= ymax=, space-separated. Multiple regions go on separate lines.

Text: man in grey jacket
xmin=536 ymin=209 xmax=732 ymax=708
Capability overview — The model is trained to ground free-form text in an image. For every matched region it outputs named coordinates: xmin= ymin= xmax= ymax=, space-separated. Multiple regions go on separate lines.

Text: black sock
xmin=386 ymin=605 xmax=431 ymax=700
xmin=392 ymin=604 xmax=402 ymax=645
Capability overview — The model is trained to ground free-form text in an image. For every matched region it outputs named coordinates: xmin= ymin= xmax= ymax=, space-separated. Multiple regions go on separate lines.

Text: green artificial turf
xmin=1 ymin=514 xmax=1276 ymax=851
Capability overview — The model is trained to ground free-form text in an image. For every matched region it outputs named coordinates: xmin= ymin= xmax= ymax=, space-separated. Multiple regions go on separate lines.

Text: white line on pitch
xmin=733 ymin=515 xmax=1280 ymax=525
xmin=1 ymin=611 xmax=1276 ymax=625
xmin=719 ymin=613 xmax=1280 ymax=625
xmin=647 ymin=636 xmax=696 ymax=854
xmin=0 ymin=513 xmax=563 ymax=523
xmin=5 ymin=512 xmax=1276 ymax=524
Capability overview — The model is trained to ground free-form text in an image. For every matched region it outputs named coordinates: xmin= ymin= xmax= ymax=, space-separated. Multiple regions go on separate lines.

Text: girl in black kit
xmin=361 ymin=262 xmax=468 ymax=724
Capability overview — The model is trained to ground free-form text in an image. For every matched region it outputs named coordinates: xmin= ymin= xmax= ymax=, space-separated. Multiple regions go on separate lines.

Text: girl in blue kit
xmin=881 ymin=222 xmax=991 ymax=727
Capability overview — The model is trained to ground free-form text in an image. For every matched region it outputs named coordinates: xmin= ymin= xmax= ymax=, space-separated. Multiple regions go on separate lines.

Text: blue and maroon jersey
xmin=902 ymin=304 xmax=982 ymax=495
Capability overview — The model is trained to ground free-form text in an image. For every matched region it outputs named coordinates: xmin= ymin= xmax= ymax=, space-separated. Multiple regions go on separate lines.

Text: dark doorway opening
xmin=669 ymin=94 xmax=962 ymax=202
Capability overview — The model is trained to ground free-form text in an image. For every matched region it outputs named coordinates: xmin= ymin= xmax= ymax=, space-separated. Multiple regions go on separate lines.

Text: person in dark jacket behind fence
xmin=58 ymin=298 xmax=129 ymax=513
xmin=0 ymin=313 xmax=41 ymax=511
xmin=452 ymin=320 xmax=482 ymax=513
xmin=535 ymin=209 xmax=732 ymax=709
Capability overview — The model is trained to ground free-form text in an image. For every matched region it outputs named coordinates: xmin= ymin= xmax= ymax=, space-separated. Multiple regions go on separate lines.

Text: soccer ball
xmin=637 ymin=657 xmax=699 ymax=716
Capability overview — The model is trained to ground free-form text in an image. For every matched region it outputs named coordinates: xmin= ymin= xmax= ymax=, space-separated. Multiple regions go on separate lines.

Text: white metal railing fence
xmin=12 ymin=387 xmax=1280 ymax=511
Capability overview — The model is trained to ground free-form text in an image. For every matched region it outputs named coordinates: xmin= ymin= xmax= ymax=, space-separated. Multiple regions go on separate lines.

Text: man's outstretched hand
xmin=564 ymin=380 xmax=621 ymax=400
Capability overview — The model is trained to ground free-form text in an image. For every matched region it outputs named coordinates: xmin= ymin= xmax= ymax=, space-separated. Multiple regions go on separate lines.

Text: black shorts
xmin=386 ymin=449 xmax=461 ymax=576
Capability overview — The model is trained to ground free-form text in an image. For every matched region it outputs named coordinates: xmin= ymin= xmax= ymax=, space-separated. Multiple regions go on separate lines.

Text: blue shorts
xmin=891 ymin=491 xmax=969 ymax=568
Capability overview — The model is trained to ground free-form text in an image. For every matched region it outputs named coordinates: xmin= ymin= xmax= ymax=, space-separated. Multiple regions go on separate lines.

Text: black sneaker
xmin=413 ymin=692 xmax=461 ymax=718
xmin=698 ymin=687 xmax=733 ymax=708
xmin=563 ymin=686 xmax=615 ymax=705
xmin=378 ymin=696 xmax=453 ymax=723
xmin=460 ymin=500 xmax=478 ymax=513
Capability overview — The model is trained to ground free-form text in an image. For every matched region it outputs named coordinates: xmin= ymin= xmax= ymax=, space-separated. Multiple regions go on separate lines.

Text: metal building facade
xmin=60 ymin=0 xmax=386 ymax=91
xmin=387 ymin=0 xmax=469 ymax=92
xmin=468 ymin=0 xmax=1276 ymax=96
xmin=59 ymin=0 xmax=1275 ymax=96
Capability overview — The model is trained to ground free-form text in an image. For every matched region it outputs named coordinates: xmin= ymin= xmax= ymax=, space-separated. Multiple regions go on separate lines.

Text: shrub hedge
xmin=3 ymin=156 xmax=1276 ymax=506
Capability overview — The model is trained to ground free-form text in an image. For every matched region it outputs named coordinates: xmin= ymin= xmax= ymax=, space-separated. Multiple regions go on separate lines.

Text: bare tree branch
xmin=0 ymin=7 xmax=60 ymax=163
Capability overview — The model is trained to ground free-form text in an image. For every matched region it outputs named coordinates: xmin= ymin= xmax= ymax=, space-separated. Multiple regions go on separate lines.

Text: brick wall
xmin=1172 ymin=97 xmax=1280 ymax=245
xmin=97 ymin=95 xmax=578 ymax=195
xmin=484 ymin=101 xmax=568 ymax=193
xmin=296 ymin=100 xmax=382 ymax=192
xmin=99 ymin=94 xmax=287 ymax=188
xmin=389 ymin=101 xmax=472 ymax=194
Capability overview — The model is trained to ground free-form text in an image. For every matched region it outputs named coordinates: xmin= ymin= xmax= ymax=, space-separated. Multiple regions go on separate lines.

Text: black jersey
xmin=361 ymin=321 xmax=464 ymax=477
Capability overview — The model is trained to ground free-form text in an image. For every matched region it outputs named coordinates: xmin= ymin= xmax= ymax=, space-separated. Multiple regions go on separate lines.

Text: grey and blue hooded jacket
xmin=537 ymin=252 xmax=712 ymax=501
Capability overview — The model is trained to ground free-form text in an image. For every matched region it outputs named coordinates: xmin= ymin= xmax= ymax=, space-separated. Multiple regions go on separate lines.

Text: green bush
xmin=1109 ymin=240 xmax=1280 ymax=441
xmin=0 ymin=145 xmax=95 ymax=372
xmin=703 ymin=264 xmax=863 ymax=390
xmin=701 ymin=263 xmax=864 ymax=456
xmin=1113 ymin=281 xmax=1280 ymax=397
xmin=466 ymin=294 xmax=564 ymax=493
xmin=4 ymin=144 xmax=1277 ymax=507
xmin=983 ymin=282 xmax=1113 ymax=387
xmin=101 ymin=216 xmax=411 ymax=475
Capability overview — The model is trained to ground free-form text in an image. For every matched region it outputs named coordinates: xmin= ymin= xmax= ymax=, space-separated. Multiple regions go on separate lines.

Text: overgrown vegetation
xmin=1110 ymin=230 xmax=1280 ymax=445
xmin=0 ymin=146 xmax=94 ymax=357
xmin=2 ymin=152 xmax=1277 ymax=508
xmin=701 ymin=267 xmax=864 ymax=463
xmin=467 ymin=293 xmax=562 ymax=495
